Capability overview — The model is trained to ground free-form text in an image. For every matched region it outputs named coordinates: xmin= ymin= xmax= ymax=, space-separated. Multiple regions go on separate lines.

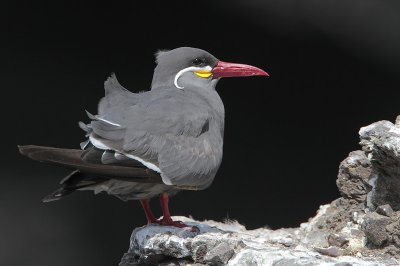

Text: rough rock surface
xmin=119 ymin=215 xmax=398 ymax=265
xmin=359 ymin=117 xmax=400 ymax=210
xmin=120 ymin=116 xmax=400 ymax=265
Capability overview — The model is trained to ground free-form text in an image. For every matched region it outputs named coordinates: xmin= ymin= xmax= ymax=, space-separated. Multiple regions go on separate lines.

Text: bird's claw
xmin=154 ymin=218 xmax=199 ymax=232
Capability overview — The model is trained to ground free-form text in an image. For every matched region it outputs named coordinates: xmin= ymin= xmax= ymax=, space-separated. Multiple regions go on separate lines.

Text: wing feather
xmin=82 ymin=78 xmax=223 ymax=189
xmin=18 ymin=145 xmax=162 ymax=183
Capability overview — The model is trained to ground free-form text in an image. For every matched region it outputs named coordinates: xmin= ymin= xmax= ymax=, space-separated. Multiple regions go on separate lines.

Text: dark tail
xmin=18 ymin=145 xmax=162 ymax=182
xmin=42 ymin=186 xmax=74 ymax=202
xmin=41 ymin=170 xmax=104 ymax=202
xmin=18 ymin=145 xmax=163 ymax=202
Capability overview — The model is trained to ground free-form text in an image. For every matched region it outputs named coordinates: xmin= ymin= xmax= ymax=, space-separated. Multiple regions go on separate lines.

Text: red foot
xmin=155 ymin=218 xmax=199 ymax=232
xmin=139 ymin=194 xmax=199 ymax=232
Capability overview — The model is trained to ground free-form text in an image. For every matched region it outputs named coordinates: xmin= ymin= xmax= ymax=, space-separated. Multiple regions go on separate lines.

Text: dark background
xmin=2 ymin=0 xmax=400 ymax=265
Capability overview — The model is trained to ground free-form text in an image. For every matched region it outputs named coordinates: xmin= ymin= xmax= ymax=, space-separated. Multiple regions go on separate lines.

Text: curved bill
xmin=212 ymin=60 xmax=269 ymax=79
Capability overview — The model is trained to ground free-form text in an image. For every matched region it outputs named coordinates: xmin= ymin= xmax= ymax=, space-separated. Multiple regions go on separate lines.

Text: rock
xmin=202 ymin=242 xmax=235 ymax=265
xmin=361 ymin=212 xmax=391 ymax=246
xmin=376 ymin=204 xmax=394 ymax=217
xmin=120 ymin=216 xmax=398 ymax=266
xmin=359 ymin=119 xmax=400 ymax=210
xmin=336 ymin=150 xmax=373 ymax=203
xmin=328 ymin=234 xmax=349 ymax=248
xmin=314 ymin=246 xmax=343 ymax=257
xmin=120 ymin=116 xmax=400 ymax=266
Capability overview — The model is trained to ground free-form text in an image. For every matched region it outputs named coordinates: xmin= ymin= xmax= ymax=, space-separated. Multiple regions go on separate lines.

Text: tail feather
xmin=18 ymin=145 xmax=162 ymax=183
xmin=42 ymin=170 xmax=105 ymax=202
xmin=18 ymin=144 xmax=164 ymax=202
xmin=18 ymin=145 xmax=162 ymax=202
xmin=42 ymin=186 xmax=74 ymax=202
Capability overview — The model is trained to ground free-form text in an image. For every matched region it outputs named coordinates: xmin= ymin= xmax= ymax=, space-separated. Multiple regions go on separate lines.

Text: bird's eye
xmin=192 ymin=58 xmax=205 ymax=66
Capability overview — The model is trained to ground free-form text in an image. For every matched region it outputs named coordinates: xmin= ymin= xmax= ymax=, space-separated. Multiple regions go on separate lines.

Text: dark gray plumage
xmin=19 ymin=47 xmax=268 ymax=227
xmin=88 ymin=48 xmax=224 ymax=193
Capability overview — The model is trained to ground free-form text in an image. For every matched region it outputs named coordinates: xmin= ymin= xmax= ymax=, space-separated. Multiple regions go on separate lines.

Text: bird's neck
xmin=151 ymin=65 xmax=174 ymax=89
xmin=188 ymin=86 xmax=225 ymax=137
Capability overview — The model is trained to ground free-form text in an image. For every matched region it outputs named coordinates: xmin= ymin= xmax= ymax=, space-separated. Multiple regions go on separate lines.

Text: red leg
xmin=159 ymin=193 xmax=173 ymax=223
xmin=140 ymin=199 xmax=157 ymax=224
xmin=158 ymin=193 xmax=198 ymax=232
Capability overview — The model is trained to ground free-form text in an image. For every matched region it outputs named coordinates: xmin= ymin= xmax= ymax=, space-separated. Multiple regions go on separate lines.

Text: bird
xmin=18 ymin=47 xmax=268 ymax=229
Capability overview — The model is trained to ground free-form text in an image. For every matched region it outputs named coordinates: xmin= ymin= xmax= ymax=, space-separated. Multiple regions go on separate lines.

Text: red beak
xmin=212 ymin=60 xmax=269 ymax=79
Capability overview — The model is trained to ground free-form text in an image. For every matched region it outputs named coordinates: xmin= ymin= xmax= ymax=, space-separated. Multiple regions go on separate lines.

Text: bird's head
xmin=152 ymin=47 xmax=268 ymax=90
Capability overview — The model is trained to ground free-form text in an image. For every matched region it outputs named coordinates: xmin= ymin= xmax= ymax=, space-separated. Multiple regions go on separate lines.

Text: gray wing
xmin=98 ymin=73 xmax=140 ymax=116
xmin=85 ymin=75 xmax=223 ymax=190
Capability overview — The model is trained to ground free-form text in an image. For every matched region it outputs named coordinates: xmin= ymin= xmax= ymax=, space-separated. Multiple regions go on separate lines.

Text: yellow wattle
xmin=194 ymin=71 xmax=212 ymax=78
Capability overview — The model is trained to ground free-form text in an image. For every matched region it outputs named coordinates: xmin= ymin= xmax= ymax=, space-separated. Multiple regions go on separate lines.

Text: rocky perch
xmin=120 ymin=116 xmax=400 ymax=266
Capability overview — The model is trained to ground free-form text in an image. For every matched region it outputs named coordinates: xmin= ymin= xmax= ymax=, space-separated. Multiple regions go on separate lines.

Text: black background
xmin=2 ymin=0 xmax=400 ymax=265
